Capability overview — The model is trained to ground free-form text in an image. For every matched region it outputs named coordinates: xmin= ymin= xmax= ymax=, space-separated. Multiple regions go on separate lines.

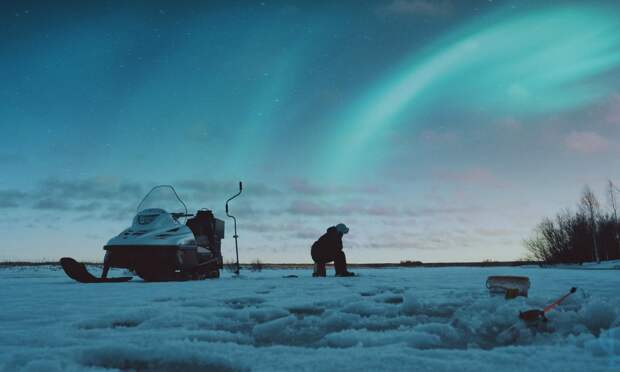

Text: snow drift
xmin=0 ymin=266 xmax=618 ymax=371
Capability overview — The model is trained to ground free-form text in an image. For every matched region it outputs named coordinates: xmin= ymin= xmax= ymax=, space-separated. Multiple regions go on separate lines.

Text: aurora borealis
xmin=325 ymin=4 xmax=620 ymax=176
xmin=2 ymin=0 xmax=620 ymax=263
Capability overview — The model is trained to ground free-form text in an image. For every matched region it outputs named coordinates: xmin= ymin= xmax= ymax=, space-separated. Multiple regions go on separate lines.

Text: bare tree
xmin=580 ymin=185 xmax=600 ymax=263
xmin=608 ymin=180 xmax=620 ymax=257
xmin=524 ymin=218 xmax=554 ymax=263
xmin=524 ymin=182 xmax=620 ymax=263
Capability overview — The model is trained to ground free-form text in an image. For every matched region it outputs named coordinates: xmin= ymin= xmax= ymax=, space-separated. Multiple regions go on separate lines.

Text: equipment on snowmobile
xmin=61 ymin=185 xmax=227 ymax=282
xmin=486 ymin=276 xmax=530 ymax=298
xmin=519 ymin=287 xmax=577 ymax=322
xmin=225 ymin=181 xmax=242 ymax=275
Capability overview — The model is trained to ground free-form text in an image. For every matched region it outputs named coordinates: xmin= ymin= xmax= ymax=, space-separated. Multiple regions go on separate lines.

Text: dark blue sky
xmin=2 ymin=0 xmax=620 ymax=262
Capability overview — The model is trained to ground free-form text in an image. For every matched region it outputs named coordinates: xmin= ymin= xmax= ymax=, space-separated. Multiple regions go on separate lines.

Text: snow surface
xmin=1 ymin=265 xmax=619 ymax=371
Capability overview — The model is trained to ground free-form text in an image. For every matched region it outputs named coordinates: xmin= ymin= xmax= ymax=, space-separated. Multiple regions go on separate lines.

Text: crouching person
xmin=311 ymin=223 xmax=355 ymax=277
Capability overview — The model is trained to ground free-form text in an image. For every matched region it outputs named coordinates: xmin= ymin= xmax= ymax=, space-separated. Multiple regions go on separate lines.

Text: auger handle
xmin=544 ymin=287 xmax=577 ymax=313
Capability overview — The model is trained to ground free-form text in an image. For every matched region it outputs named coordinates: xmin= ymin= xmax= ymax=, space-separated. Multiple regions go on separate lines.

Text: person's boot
xmin=313 ymin=263 xmax=326 ymax=277
xmin=335 ymin=271 xmax=355 ymax=277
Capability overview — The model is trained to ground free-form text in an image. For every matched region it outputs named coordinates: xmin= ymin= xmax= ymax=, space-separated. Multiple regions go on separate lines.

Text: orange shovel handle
xmin=543 ymin=287 xmax=577 ymax=313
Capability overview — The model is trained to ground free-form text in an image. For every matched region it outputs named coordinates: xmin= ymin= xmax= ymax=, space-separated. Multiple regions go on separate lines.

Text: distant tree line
xmin=399 ymin=260 xmax=423 ymax=267
xmin=525 ymin=181 xmax=620 ymax=264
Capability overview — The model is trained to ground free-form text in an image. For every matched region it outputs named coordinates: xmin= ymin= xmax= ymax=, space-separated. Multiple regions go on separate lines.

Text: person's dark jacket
xmin=311 ymin=226 xmax=342 ymax=262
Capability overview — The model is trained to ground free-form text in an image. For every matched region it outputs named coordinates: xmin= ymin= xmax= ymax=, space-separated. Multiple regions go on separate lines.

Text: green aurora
xmin=324 ymin=5 xmax=620 ymax=179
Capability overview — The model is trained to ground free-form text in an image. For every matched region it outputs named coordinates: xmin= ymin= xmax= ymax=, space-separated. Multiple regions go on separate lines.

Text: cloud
xmin=564 ymin=130 xmax=616 ymax=154
xmin=228 ymin=203 xmax=267 ymax=217
xmin=288 ymin=178 xmax=381 ymax=196
xmin=0 ymin=177 xmax=141 ymax=213
xmin=178 ymin=180 xmax=281 ymax=198
xmin=293 ymin=231 xmax=320 ymax=240
xmin=19 ymin=177 xmax=145 ymax=214
xmin=99 ymin=204 xmax=136 ymax=221
xmin=475 ymin=228 xmax=515 ymax=237
xmin=434 ymin=167 xmax=505 ymax=187
xmin=33 ymin=198 xmax=72 ymax=210
xmin=379 ymin=0 xmax=453 ymax=18
xmin=286 ymin=200 xmax=400 ymax=217
xmin=605 ymin=94 xmax=620 ymax=125
xmin=74 ymin=201 xmax=103 ymax=212
xmin=288 ymin=179 xmax=327 ymax=196
xmin=241 ymin=223 xmax=280 ymax=233
xmin=0 ymin=176 xmax=283 ymax=224
xmin=496 ymin=117 xmax=523 ymax=131
xmin=0 ymin=190 xmax=26 ymax=208
xmin=350 ymin=233 xmax=455 ymax=251
xmin=403 ymin=206 xmax=481 ymax=217
xmin=287 ymin=200 xmax=334 ymax=216
xmin=285 ymin=198 xmax=481 ymax=219
xmin=40 ymin=177 xmax=144 ymax=201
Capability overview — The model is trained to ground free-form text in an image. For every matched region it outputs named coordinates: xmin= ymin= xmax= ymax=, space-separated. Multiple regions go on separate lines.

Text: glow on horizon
xmin=322 ymin=5 xmax=620 ymax=179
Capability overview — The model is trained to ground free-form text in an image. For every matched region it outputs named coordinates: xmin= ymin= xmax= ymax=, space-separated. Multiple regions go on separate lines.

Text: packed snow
xmin=1 ymin=265 xmax=619 ymax=371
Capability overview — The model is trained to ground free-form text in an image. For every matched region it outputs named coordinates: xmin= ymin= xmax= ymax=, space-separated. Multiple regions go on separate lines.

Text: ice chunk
xmin=580 ymin=300 xmax=617 ymax=334
xmin=585 ymin=327 xmax=620 ymax=357
xmin=401 ymin=291 xmax=424 ymax=315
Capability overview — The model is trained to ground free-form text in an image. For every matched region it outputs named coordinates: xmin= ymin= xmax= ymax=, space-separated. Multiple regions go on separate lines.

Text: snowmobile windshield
xmin=136 ymin=185 xmax=188 ymax=217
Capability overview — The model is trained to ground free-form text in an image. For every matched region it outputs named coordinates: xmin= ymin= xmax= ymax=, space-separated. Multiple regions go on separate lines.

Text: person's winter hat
xmin=335 ymin=223 xmax=349 ymax=234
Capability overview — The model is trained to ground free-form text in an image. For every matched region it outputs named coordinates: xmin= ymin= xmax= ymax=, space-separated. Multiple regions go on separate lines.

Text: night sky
xmin=2 ymin=0 xmax=620 ymax=263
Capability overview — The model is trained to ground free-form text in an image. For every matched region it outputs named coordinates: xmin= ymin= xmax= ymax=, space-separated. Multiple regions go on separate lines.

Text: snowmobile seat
xmin=187 ymin=210 xmax=216 ymax=246
xmin=187 ymin=210 xmax=222 ymax=264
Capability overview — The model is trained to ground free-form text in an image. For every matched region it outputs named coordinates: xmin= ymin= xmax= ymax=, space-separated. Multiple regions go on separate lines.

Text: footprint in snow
xmin=225 ymin=297 xmax=265 ymax=309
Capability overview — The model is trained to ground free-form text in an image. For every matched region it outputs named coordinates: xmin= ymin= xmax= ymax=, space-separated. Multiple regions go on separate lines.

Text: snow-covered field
xmin=1 ymin=266 xmax=619 ymax=371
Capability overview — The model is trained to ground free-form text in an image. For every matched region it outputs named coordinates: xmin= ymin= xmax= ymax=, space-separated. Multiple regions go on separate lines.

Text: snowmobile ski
xmin=60 ymin=257 xmax=132 ymax=283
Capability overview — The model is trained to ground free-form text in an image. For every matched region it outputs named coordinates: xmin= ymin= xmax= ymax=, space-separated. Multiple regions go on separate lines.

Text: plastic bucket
xmin=486 ymin=275 xmax=530 ymax=297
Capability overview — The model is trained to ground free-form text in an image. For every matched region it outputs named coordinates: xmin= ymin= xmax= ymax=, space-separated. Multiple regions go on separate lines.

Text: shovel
xmin=519 ymin=287 xmax=577 ymax=322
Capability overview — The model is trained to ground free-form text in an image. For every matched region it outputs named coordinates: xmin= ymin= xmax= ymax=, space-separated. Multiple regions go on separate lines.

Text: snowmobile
xmin=60 ymin=185 xmax=227 ymax=283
